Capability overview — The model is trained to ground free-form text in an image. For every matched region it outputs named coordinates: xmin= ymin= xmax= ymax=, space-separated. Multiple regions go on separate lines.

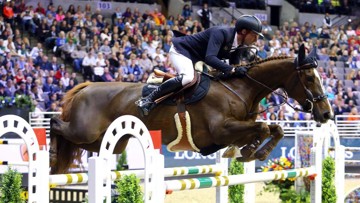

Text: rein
xmin=214 ymin=58 xmax=327 ymax=116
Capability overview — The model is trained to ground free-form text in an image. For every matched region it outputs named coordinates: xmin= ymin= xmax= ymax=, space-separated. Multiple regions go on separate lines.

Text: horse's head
xmin=287 ymin=44 xmax=333 ymax=123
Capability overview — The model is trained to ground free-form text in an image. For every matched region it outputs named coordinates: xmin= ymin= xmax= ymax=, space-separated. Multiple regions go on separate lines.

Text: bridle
xmin=214 ymin=57 xmax=328 ymax=116
xmin=293 ymin=58 xmax=328 ymax=113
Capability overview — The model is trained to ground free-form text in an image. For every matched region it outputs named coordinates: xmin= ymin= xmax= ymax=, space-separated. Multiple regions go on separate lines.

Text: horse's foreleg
xmin=254 ymin=124 xmax=284 ymax=161
xmin=213 ymin=120 xmax=270 ymax=161
xmin=237 ymin=122 xmax=270 ymax=161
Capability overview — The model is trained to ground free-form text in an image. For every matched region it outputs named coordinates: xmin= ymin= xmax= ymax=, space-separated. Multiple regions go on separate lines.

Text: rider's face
xmin=243 ymin=31 xmax=258 ymax=46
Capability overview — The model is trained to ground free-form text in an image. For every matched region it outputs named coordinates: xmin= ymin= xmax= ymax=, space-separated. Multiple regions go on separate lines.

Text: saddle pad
xmin=141 ymin=73 xmax=211 ymax=105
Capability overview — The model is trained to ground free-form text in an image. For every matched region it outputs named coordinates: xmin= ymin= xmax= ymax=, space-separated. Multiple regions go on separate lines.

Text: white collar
xmin=232 ymin=32 xmax=238 ymax=49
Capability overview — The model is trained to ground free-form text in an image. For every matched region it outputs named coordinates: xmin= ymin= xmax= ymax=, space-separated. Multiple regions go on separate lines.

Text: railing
xmin=29 ymin=112 xmax=61 ymax=137
xmin=335 ymin=115 xmax=360 ymax=138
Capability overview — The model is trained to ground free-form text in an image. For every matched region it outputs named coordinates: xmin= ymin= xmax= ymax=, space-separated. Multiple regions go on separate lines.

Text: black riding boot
xmin=136 ymin=76 xmax=183 ymax=116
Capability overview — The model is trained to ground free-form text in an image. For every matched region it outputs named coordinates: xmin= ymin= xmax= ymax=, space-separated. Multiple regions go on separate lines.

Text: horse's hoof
xmin=222 ymin=145 xmax=240 ymax=158
xmin=240 ymin=146 xmax=256 ymax=159
xmin=236 ymin=156 xmax=254 ymax=162
xmin=255 ymin=150 xmax=269 ymax=161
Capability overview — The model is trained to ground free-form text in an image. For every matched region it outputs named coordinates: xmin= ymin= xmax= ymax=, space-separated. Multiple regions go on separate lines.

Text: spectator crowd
xmin=0 ymin=0 xmax=359 ymax=122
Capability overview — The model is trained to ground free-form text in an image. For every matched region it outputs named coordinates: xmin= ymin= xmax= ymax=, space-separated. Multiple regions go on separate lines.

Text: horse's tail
xmin=50 ymin=82 xmax=91 ymax=174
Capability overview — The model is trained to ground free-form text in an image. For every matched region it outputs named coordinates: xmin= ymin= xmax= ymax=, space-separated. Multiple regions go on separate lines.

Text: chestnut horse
xmin=49 ymin=44 xmax=333 ymax=174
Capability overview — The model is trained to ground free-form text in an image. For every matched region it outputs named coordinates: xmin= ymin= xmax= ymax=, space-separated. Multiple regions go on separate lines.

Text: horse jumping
xmin=49 ymin=44 xmax=333 ymax=174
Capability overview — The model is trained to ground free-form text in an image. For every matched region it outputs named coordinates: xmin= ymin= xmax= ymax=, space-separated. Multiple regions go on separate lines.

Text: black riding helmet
xmin=235 ymin=15 xmax=264 ymax=38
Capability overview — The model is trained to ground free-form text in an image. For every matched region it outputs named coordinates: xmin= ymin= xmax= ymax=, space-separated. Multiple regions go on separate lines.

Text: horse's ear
xmin=298 ymin=44 xmax=305 ymax=63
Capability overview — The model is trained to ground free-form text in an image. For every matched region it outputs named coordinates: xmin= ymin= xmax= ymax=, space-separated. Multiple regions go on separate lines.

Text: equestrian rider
xmin=136 ymin=15 xmax=264 ymax=115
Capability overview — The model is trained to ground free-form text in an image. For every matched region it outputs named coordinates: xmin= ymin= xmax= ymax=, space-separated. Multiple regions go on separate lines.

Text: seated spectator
xmin=181 ymin=4 xmax=192 ymax=19
xmin=111 ymin=36 xmax=121 ymax=52
xmin=344 ymin=89 xmax=358 ymax=106
xmin=82 ymin=49 xmax=97 ymax=81
xmin=100 ymin=27 xmax=111 ymax=42
xmin=65 ymin=79 xmax=75 ymax=92
xmin=46 ymin=101 xmax=59 ymax=114
xmin=277 ymin=109 xmax=289 ymax=127
xmin=55 ymin=10 xmax=65 ymax=22
xmin=29 ymin=43 xmax=43 ymax=60
xmin=60 ymin=38 xmax=76 ymax=62
xmin=317 ymin=47 xmax=330 ymax=61
xmin=20 ymin=6 xmax=37 ymax=34
xmin=289 ymin=112 xmax=305 ymax=127
xmin=17 ymin=43 xmax=30 ymax=58
xmin=339 ymin=50 xmax=350 ymax=64
xmin=101 ymin=67 xmax=115 ymax=82
xmin=49 ymin=56 xmax=60 ymax=72
xmin=138 ymin=52 xmax=153 ymax=74
xmin=346 ymin=25 xmax=356 ymax=37
xmin=326 ymin=86 xmax=336 ymax=102
xmin=69 ymin=72 xmax=78 ymax=86
xmin=17 ymin=55 xmax=27 ymax=70
xmin=108 ymin=53 xmax=120 ymax=74
xmin=309 ymin=27 xmax=319 ymax=39
xmin=54 ymin=64 xmax=66 ymax=82
xmin=44 ymin=25 xmax=58 ymax=49
xmin=355 ymin=70 xmax=360 ymax=80
xmin=111 ymin=7 xmax=122 ymax=26
xmin=152 ymin=56 xmax=167 ymax=73
xmin=14 ymin=69 xmax=25 ymax=84
xmin=3 ymin=36 xmax=17 ymax=56
xmin=77 ymin=33 xmax=89 ymax=51
xmin=42 ymin=76 xmax=59 ymax=95
xmin=151 ymin=47 xmax=165 ymax=62
xmin=163 ymin=35 xmax=172 ymax=53
xmin=128 ymin=58 xmax=143 ymax=82
xmin=4 ymin=79 xmax=16 ymax=97
xmin=99 ymin=38 xmax=112 ymax=58
xmin=71 ymin=46 xmax=87 ymax=73
xmin=40 ymin=55 xmax=52 ymax=72
xmin=268 ymin=113 xmax=277 ymax=124
xmin=319 ymin=27 xmax=330 ymax=39
xmin=96 ymin=52 xmax=106 ymax=67
xmin=14 ymin=81 xmax=29 ymax=96
xmin=151 ymin=8 xmax=166 ymax=27
xmin=0 ymin=83 xmax=10 ymax=97
xmin=347 ymin=106 xmax=359 ymax=121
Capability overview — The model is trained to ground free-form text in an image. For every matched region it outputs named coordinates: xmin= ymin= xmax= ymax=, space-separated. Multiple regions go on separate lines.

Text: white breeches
xmin=169 ymin=45 xmax=195 ymax=86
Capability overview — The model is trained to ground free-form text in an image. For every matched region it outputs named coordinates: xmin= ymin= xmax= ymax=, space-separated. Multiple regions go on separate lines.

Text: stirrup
xmin=135 ymin=98 xmax=154 ymax=116
xmin=135 ymin=98 xmax=153 ymax=107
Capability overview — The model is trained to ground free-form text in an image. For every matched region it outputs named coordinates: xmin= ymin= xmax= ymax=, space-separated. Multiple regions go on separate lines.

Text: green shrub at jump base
xmin=116 ymin=174 xmax=143 ymax=203
xmin=0 ymin=167 xmax=25 ymax=203
xmin=228 ymin=159 xmax=244 ymax=203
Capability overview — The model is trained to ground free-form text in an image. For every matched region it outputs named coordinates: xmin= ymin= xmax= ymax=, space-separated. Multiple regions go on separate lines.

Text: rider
xmin=136 ymin=15 xmax=264 ymax=115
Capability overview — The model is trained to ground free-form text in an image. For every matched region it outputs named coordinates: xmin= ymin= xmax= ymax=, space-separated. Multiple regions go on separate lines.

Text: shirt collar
xmin=232 ymin=32 xmax=238 ymax=51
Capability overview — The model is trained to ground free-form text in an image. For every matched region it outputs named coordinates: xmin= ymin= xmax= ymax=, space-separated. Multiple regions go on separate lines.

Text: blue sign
xmin=163 ymin=136 xmax=360 ymax=169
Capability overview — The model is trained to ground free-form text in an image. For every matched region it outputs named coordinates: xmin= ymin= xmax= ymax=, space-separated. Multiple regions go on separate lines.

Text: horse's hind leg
xmin=254 ymin=124 xmax=284 ymax=161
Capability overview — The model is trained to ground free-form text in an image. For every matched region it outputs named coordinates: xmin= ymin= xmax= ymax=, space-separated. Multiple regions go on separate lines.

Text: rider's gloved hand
xmin=234 ymin=66 xmax=248 ymax=77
